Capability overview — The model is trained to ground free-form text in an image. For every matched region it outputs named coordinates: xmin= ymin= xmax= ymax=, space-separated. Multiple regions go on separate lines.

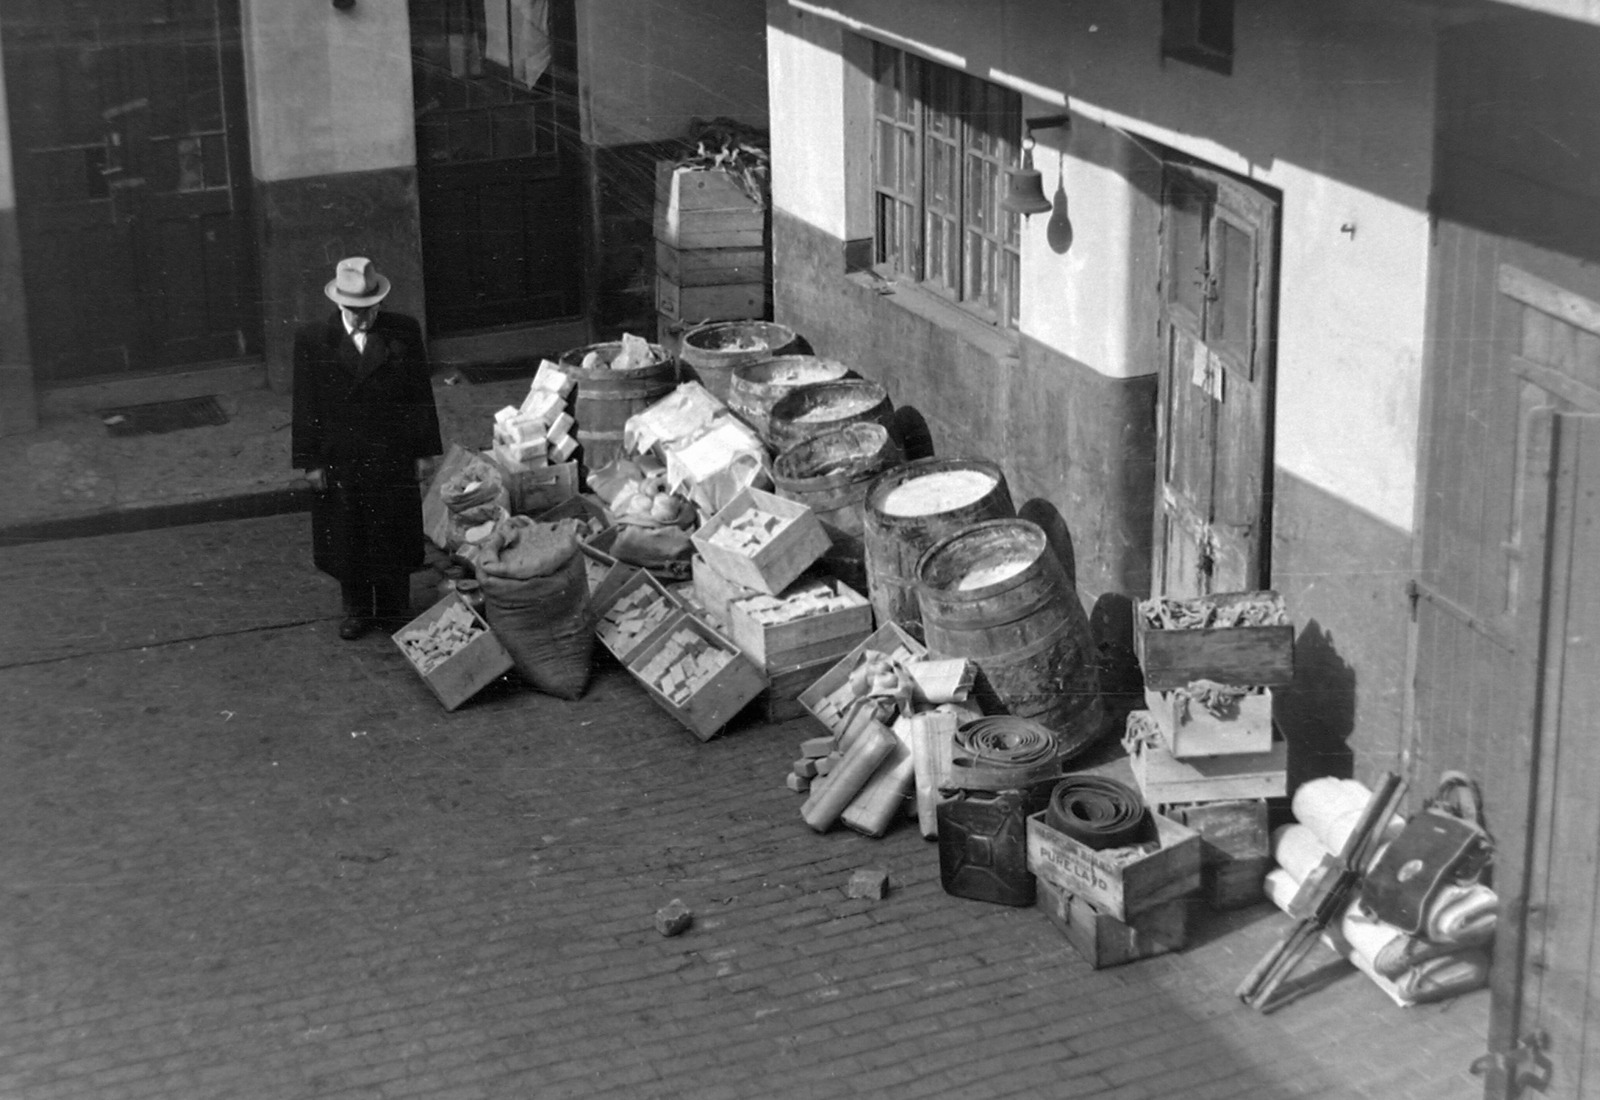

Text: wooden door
xmin=1479 ymin=410 xmax=1600 ymax=1099
xmin=1 ymin=0 xmax=258 ymax=382
xmin=1153 ymin=162 xmax=1278 ymax=598
xmin=409 ymin=0 xmax=583 ymax=334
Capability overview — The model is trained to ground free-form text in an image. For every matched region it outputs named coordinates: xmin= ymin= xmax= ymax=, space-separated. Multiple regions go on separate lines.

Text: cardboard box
xmin=1128 ymin=713 xmax=1289 ymax=803
xmin=1036 ymin=877 xmax=1191 ymax=970
xmin=797 ymin=622 xmax=928 ymax=738
xmin=726 ymin=579 xmax=872 ymax=669
xmin=628 ymin=613 xmax=767 ymax=741
xmin=1026 ymin=808 xmax=1202 ymax=923
xmin=592 ymin=570 xmax=681 ymax=662
xmin=1144 ymin=685 xmax=1274 ymax=757
xmin=691 ymin=487 xmax=830 ymax=596
xmin=392 ymin=595 xmax=513 ymax=712
xmin=1134 ymin=590 xmax=1295 ymax=690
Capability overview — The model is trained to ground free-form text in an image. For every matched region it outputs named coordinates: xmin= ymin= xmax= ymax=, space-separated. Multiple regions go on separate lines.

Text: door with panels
xmin=1153 ymin=161 xmax=1278 ymax=599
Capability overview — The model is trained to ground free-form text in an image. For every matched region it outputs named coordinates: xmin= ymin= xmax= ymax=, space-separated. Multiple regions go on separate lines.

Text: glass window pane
xmin=1213 ymin=215 xmax=1255 ymax=366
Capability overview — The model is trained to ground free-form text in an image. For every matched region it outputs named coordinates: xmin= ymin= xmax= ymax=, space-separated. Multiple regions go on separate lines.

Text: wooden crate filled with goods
xmin=393 ymin=594 xmax=513 ymax=711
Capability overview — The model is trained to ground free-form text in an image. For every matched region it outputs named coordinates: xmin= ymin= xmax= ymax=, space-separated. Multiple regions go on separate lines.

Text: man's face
xmin=342 ymin=303 xmax=380 ymax=332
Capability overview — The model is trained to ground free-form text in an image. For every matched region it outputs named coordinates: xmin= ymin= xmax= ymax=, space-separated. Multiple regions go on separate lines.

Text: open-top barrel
xmin=729 ymin=356 xmax=850 ymax=444
xmin=772 ymin=422 xmax=901 ymax=593
xmin=678 ymin=321 xmax=799 ymax=403
xmin=559 ymin=341 xmax=677 ymax=476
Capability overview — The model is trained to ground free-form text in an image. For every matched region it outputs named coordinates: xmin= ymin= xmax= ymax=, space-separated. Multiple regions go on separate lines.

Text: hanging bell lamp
xmin=1002 ymin=115 xmax=1072 ymax=218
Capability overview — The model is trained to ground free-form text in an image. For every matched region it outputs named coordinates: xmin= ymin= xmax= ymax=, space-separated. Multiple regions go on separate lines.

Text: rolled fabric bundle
xmin=1045 ymin=775 xmax=1150 ymax=851
xmin=1264 ymin=867 xmax=1300 ymax=912
xmin=802 ymin=720 xmax=896 ymax=833
xmin=1425 ymin=881 xmax=1498 ymax=946
xmin=1340 ymin=905 xmax=1449 ymax=980
xmin=910 ymin=711 xmax=958 ymax=840
xmin=1392 ymin=948 xmax=1491 ymax=1005
xmin=1272 ymin=823 xmax=1332 ymax=883
xmin=842 ymin=719 xmax=917 ymax=838
xmin=1292 ymin=777 xmax=1405 ymax=857
xmin=947 ymin=716 xmax=1062 ymax=792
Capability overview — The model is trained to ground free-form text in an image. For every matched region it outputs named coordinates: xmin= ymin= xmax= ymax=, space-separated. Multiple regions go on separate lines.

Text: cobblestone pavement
xmin=0 ymin=515 xmax=1490 ymax=1100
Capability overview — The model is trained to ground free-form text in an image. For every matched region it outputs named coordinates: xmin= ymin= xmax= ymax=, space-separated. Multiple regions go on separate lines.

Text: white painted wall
xmin=768 ymin=0 xmax=1436 ymax=531
xmin=240 ymin=0 xmax=416 ymax=182
xmin=0 ymin=54 xmax=13 ymax=212
xmin=579 ymin=0 xmax=770 ymax=147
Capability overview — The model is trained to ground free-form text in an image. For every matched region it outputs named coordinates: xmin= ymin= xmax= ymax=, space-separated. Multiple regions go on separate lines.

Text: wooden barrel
xmin=862 ymin=457 xmax=1014 ymax=640
xmin=678 ymin=321 xmax=799 ymax=403
xmin=772 ymin=423 xmax=901 ymax=593
xmin=559 ymin=341 xmax=677 ymax=475
xmin=729 ymin=355 xmax=849 ymax=443
xmin=767 ymin=380 xmax=894 ymax=455
xmin=915 ymin=519 xmax=1103 ymax=761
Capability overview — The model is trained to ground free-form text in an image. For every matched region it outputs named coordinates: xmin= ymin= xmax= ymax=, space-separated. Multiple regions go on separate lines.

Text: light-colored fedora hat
xmin=324 ymin=256 xmax=391 ymax=308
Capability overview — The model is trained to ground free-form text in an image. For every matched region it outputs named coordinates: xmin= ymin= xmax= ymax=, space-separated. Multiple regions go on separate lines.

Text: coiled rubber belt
xmin=946 ymin=716 xmax=1062 ymax=792
xmin=1046 ymin=775 xmax=1149 ymax=851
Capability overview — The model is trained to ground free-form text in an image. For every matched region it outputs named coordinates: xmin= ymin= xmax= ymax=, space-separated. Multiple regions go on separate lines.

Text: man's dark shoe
xmin=338 ymin=616 xmax=371 ymax=640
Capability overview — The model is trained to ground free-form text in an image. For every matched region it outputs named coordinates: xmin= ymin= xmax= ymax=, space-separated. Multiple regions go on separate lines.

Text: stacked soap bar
xmin=492 ymin=362 xmax=579 ymax=471
xmin=706 ymin=507 xmax=792 ymax=553
xmin=396 ymin=601 xmax=484 ymax=675
xmin=596 ymin=585 xmax=674 ymax=653
xmin=736 ymin=582 xmax=859 ymax=625
xmin=637 ymin=626 xmax=735 ymax=707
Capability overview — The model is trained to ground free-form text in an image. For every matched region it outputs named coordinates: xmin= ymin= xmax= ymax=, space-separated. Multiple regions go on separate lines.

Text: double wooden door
xmin=408 ymin=0 xmax=583 ymax=334
xmin=1 ymin=0 xmax=258 ymax=382
xmin=1153 ymin=161 xmax=1277 ymax=599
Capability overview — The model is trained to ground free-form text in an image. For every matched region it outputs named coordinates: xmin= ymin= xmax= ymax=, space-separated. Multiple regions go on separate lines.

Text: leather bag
xmin=1361 ymin=772 xmax=1493 ymax=936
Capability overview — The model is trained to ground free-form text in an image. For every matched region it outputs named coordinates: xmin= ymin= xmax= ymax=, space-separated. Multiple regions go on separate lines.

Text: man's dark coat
xmin=291 ymin=311 xmax=442 ymax=582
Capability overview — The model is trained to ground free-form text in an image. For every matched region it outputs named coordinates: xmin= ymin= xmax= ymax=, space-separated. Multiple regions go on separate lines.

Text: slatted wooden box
xmin=1128 ymin=713 xmax=1289 ymax=804
xmin=655 ymin=240 xmax=767 ymax=287
xmin=1036 ymin=877 xmax=1191 ymax=970
xmin=657 ymin=277 xmax=768 ymax=324
xmin=654 ymin=164 xmax=765 ymax=250
xmin=1134 ymin=590 xmax=1295 ymax=690
xmin=1026 ymin=808 xmax=1202 ymax=923
xmin=726 ymin=579 xmax=873 ymax=670
xmin=503 ymin=460 xmax=580 ymax=516
xmin=1144 ymin=685 xmax=1274 ymax=757
xmin=798 ymin=622 xmax=928 ymax=739
xmin=1159 ymin=798 xmax=1271 ymax=911
xmin=627 ymin=612 xmax=767 ymax=741
xmin=592 ymin=569 xmax=681 ymax=662
xmin=393 ymin=595 xmax=514 ymax=712
xmin=756 ymin=653 xmax=839 ymax=725
xmin=691 ymin=487 xmax=831 ymax=596
xmin=691 ymin=554 xmax=759 ymax=631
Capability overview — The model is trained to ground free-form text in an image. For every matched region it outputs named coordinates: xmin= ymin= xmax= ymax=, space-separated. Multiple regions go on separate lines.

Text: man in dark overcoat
xmin=292 ymin=257 xmax=442 ymax=639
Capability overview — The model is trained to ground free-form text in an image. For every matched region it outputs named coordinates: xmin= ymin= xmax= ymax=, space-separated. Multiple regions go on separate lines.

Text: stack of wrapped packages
xmin=1265 ymin=776 xmax=1497 ymax=1006
xmin=492 ymin=362 xmax=579 ymax=472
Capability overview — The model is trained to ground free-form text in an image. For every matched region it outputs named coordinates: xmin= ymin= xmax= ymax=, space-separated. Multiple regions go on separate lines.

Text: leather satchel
xmin=1361 ymin=772 xmax=1493 ymax=936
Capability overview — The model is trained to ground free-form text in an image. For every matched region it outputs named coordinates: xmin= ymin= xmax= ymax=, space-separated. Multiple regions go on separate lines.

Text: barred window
xmin=871 ymin=42 xmax=1022 ymax=328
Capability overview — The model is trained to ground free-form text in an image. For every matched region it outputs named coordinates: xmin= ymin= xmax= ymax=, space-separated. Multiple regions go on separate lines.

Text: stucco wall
xmin=0 ymin=34 xmax=36 ymax=434
xmin=772 ymin=0 xmax=1435 ymax=533
xmin=578 ymin=0 xmax=770 ymax=147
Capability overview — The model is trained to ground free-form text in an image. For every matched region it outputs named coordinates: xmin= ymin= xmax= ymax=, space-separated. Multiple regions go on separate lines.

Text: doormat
xmin=455 ymin=359 xmax=542 ymax=385
xmin=100 ymin=395 xmax=229 ymax=437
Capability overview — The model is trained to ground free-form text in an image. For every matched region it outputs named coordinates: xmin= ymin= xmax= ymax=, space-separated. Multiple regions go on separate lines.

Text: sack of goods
xmin=473 ymin=516 xmax=593 ymax=700
xmin=439 ymin=454 xmax=511 ymax=552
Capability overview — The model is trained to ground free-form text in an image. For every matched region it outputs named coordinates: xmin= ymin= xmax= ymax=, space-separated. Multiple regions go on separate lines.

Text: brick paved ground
xmin=0 ymin=515 xmax=1490 ymax=1100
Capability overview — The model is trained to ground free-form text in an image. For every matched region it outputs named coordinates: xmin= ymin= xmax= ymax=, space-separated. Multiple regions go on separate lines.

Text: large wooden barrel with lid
xmin=862 ymin=457 xmax=1014 ymax=640
xmin=729 ymin=356 xmax=850 ymax=443
xmin=772 ymin=423 xmax=901 ymax=593
xmin=914 ymin=518 xmax=1104 ymax=760
xmin=559 ymin=341 xmax=677 ymax=476
xmin=678 ymin=321 xmax=799 ymax=403
xmin=767 ymin=380 xmax=895 ymax=454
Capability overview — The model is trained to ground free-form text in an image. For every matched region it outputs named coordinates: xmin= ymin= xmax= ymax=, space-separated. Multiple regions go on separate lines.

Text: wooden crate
xmin=504 ymin=460 xmax=580 ymax=516
xmin=535 ymin=494 xmax=613 ymax=533
xmin=655 ymin=240 xmax=767 ymax=287
xmin=692 ymin=554 xmax=758 ymax=630
xmin=726 ymin=579 xmax=873 ymax=669
xmin=1144 ymin=686 xmax=1274 ymax=757
xmin=1134 ymin=590 xmax=1295 ymax=690
xmin=1160 ymin=798 xmax=1271 ymax=911
xmin=627 ymin=612 xmax=768 ymax=741
xmin=392 ymin=595 xmax=513 ymax=712
xmin=691 ymin=487 xmax=831 ymax=595
xmin=657 ymin=276 xmax=768 ymax=324
xmin=798 ymin=622 xmax=928 ymax=738
xmin=592 ymin=569 xmax=681 ymax=662
xmin=1129 ymin=715 xmax=1289 ymax=803
xmin=1036 ymin=877 xmax=1191 ymax=970
xmin=654 ymin=164 xmax=765 ymax=250
xmin=756 ymin=653 xmax=838 ymax=724
xmin=1026 ymin=808 xmax=1202 ymax=923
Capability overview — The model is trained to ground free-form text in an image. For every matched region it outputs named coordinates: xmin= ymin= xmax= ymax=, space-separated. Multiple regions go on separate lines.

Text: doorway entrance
xmin=1 ymin=0 xmax=259 ymax=384
xmin=1152 ymin=158 xmax=1279 ymax=599
xmin=407 ymin=0 xmax=583 ymax=336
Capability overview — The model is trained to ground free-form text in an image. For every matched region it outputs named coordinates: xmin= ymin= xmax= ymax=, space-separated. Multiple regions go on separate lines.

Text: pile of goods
xmin=732 ymin=582 xmax=859 ymax=625
xmin=596 ymin=583 xmax=675 ymax=656
xmin=493 ymin=361 xmax=579 ymax=471
xmin=635 ymin=625 xmax=737 ymax=706
xmin=578 ymin=333 xmax=660 ymax=373
xmin=1138 ymin=590 xmax=1290 ymax=630
xmin=396 ymin=600 xmax=485 ymax=675
xmin=706 ymin=506 xmax=792 ymax=552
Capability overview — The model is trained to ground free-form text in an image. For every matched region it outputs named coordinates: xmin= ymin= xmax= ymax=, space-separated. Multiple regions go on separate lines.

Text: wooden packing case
xmin=627 ymin=612 xmax=767 ymax=741
xmin=1036 ymin=877 xmax=1191 ymax=970
xmin=1026 ymin=808 xmax=1202 ymax=924
xmin=797 ymin=622 xmax=928 ymax=739
xmin=691 ymin=487 xmax=831 ymax=596
xmin=1128 ymin=714 xmax=1289 ymax=804
xmin=393 ymin=595 xmax=514 ymax=712
xmin=1134 ymin=589 xmax=1295 ymax=690
xmin=1143 ymin=685 xmax=1274 ymax=757
xmin=726 ymin=579 xmax=872 ymax=670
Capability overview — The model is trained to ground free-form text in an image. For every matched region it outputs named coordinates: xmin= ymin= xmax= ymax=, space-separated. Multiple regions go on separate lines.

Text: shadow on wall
xmin=1277 ymin=620 xmax=1357 ymax=790
xmin=1089 ymin=591 xmax=1146 ymax=732
xmin=888 ymin=405 xmax=935 ymax=462
xmin=1018 ymin=498 xmax=1077 ymax=589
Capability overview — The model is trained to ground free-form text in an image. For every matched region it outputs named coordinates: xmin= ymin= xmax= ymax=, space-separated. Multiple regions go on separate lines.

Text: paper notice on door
xmin=1190 ymin=342 xmax=1225 ymax=402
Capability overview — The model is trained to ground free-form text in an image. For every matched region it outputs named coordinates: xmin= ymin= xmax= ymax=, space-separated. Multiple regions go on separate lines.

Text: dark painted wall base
xmin=0 ymin=207 xmax=38 ymax=435
xmin=254 ymin=167 xmax=426 ymax=393
xmin=591 ymin=140 xmax=682 ymax=342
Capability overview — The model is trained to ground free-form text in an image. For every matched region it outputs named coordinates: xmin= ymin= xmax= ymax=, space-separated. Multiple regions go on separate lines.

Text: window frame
xmin=869 ymin=41 xmax=1022 ymax=329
